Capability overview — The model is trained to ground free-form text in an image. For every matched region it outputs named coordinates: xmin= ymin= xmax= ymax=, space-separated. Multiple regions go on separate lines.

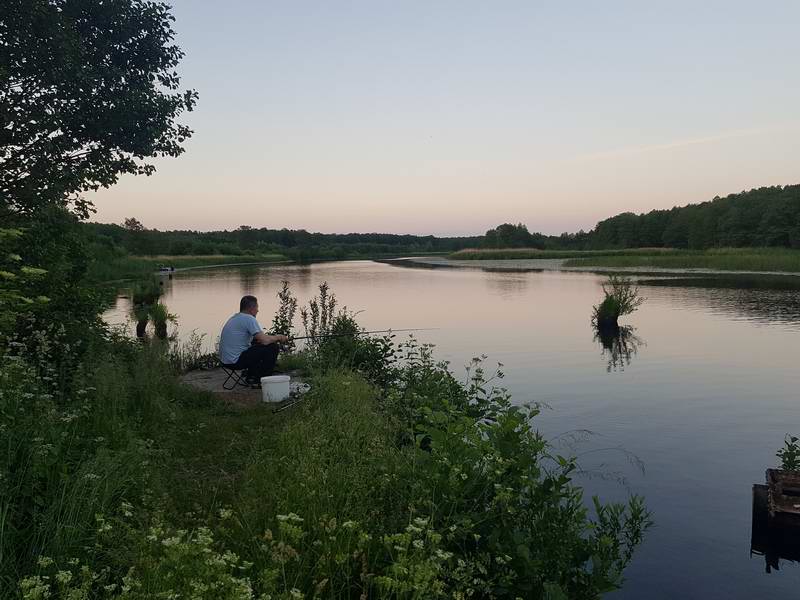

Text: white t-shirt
xmin=219 ymin=312 xmax=262 ymax=364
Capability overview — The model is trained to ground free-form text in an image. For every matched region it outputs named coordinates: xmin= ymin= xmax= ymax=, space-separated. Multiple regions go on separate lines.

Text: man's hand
xmin=254 ymin=332 xmax=290 ymax=345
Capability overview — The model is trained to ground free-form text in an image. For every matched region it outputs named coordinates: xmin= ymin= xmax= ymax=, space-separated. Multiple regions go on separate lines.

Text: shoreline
xmin=381 ymin=255 xmax=800 ymax=278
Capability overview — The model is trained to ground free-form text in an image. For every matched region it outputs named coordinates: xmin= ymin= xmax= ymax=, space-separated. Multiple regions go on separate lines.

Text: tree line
xmin=88 ymin=185 xmax=800 ymax=259
xmin=481 ymin=185 xmax=800 ymax=250
xmin=83 ymin=221 xmax=483 ymax=259
xmin=587 ymin=185 xmax=800 ymax=249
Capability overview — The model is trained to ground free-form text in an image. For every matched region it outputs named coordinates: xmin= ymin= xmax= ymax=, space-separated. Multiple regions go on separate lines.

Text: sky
xmin=89 ymin=1 xmax=800 ymax=237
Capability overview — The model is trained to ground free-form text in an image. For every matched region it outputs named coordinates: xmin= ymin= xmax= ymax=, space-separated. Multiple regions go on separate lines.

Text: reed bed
xmin=563 ymin=248 xmax=800 ymax=273
xmin=449 ymin=247 xmax=680 ymax=260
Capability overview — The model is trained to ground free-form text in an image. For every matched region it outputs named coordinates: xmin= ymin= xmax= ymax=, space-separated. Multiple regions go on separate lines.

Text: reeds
xmin=450 ymin=247 xmax=680 ymax=260
xmin=565 ymin=247 xmax=800 ymax=272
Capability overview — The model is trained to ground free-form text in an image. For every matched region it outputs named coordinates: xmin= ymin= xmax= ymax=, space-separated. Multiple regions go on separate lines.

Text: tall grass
xmin=564 ymin=247 xmax=800 ymax=272
xmin=0 ymin=331 xmax=199 ymax=592
xmin=450 ymin=247 xmax=681 ymax=260
xmin=450 ymin=247 xmax=800 ymax=273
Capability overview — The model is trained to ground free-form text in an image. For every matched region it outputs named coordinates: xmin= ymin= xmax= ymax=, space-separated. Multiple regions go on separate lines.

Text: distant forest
xmin=86 ymin=184 xmax=800 ymax=258
xmin=584 ymin=184 xmax=800 ymax=250
xmin=85 ymin=221 xmax=483 ymax=260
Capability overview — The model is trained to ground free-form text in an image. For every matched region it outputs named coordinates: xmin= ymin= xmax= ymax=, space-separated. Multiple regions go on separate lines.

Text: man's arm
xmin=253 ymin=332 xmax=288 ymax=345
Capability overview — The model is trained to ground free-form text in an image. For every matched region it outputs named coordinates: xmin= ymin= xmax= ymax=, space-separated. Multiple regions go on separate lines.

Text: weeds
xmin=168 ymin=331 xmax=218 ymax=372
xmin=299 ymin=281 xmax=337 ymax=350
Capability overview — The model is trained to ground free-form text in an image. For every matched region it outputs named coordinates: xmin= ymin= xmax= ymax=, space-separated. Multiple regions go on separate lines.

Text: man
xmin=219 ymin=295 xmax=288 ymax=385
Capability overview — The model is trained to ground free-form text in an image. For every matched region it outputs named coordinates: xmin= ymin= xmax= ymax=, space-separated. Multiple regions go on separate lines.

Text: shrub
xmin=299 ymin=282 xmax=336 ymax=351
xmin=777 ymin=435 xmax=800 ymax=471
xmin=271 ymin=280 xmax=298 ymax=353
xmin=226 ymin=337 xmax=651 ymax=598
xmin=315 ymin=312 xmax=396 ymax=388
xmin=147 ymin=302 xmax=176 ymax=340
xmin=591 ymin=276 xmax=645 ymax=327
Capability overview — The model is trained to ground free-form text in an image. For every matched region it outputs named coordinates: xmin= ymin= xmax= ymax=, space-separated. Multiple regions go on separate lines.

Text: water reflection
xmin=484 ymin=272 xmax=530 ymax=298
xmin=639 ymin=276 xmax=800 ymax=328
xmin=593 ymin=324 xmax=645 ymax=372
xmin=751 ymin=484 xmax=800 ymax=573
xmin=237 ymin=266 xmax=263 ymax=290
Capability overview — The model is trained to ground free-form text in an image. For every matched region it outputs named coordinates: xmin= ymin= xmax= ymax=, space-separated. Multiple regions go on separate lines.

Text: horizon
xmin=89 ymin=1 xmax=800 ymax=236
xmin=92 ymin=182 xmax=799 ymax=238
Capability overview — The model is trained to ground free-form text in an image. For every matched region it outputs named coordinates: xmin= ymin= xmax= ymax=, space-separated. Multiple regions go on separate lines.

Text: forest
xmin=86 ymin=184 xmax=800 ymax=259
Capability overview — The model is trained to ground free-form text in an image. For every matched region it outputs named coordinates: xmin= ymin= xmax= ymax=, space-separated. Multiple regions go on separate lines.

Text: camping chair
xmin=219 ymin=360 xmax=249 ymax=390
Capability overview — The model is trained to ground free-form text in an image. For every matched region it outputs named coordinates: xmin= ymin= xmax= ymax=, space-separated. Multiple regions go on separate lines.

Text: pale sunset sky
xmin=90 ymin=1 xmax=800 ymax=236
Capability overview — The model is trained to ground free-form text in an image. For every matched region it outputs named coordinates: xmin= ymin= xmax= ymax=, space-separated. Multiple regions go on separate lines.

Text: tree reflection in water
xmin=594 ymin=324 xmax=645 ymax=372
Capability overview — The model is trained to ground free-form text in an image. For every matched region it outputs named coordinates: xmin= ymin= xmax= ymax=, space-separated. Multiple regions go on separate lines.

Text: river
xmin=106 ymin=259 xmax=800 ymax=599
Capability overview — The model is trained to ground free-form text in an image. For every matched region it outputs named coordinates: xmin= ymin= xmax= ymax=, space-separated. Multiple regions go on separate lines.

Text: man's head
xmin=240 ymin=295 xmax=258 ymax=316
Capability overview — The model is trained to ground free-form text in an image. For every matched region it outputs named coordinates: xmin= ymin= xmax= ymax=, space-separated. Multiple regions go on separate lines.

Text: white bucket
xmin=260 ymin=375 xmax=290 ymax=403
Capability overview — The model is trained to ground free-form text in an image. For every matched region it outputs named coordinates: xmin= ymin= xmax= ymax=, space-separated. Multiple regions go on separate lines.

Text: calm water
xmin=108 ymin=260 xmax=800 ymax=598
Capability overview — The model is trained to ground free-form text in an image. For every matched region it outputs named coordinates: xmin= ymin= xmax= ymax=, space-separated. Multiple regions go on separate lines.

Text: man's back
xmin=219 ymin=312 xmax=261 ymax=365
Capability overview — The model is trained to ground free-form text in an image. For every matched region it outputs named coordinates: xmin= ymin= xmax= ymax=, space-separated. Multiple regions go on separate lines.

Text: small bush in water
xmin=592 ymin=275 xmax=645 ymax=327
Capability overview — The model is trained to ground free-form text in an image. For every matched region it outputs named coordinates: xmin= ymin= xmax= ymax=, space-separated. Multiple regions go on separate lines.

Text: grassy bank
xmin=86 ymin=253 xmax=288 ymax=283
xmin=3 ymin=303 xmax=650 ymax=598
xmin=449 ymin=247 xmax=680 ymax=260
xmin=563 ymin=247 xmax=800 ymax=273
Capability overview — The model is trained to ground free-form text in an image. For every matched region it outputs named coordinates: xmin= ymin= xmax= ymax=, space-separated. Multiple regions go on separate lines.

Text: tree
xmin=482 ymin=222 xmax=545 ymax=249
xmin=0 ymin=0 xmax=197 ymax=221
xmin=123 ymin=217 xmax=145 ymax=231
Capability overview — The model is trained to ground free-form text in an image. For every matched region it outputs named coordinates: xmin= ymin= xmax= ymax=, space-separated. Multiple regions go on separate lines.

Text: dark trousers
xmin=234 ymin=343 xmax=279 ymax=380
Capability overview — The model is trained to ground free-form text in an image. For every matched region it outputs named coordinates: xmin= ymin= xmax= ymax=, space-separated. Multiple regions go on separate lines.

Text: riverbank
xmin=87 ymin=253 xmax=288 ymax=283
xmin=406 ymin=248 xmax=800 ymax=276
xmin=4 ymin=297 xmax=650 ymax=598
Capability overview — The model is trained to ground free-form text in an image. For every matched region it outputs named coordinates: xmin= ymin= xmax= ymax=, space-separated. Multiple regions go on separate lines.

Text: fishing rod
xmin=289 ymin=328 xmax=437 ymax=341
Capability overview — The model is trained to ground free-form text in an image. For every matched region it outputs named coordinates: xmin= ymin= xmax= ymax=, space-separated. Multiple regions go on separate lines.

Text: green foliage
xmin=777 ymin=435 xmax=800 ymax=471
xmin=2 ymin=314 xmax=651 ymax=599
xmin=315 ymin=312 xmax=397 ymax=388
xmin=271 ymin=281 xmax=298 ymax=352
xmin=299 ymin=282 xmax=337 ymax=351
xmin=226 ymin=340 xmax=652 ymax=598
xmin=80 ymin=222 xmax=481 ymax=262
xmin=167 ymin=331 xmax=218 ymax=373
xmin=148 ymin=302 xmax=176 ymax=340
xmin=592 ymin=276 xmax=645 ymax=327
xmin=1 ymin=0 xmax=196 ymax=220
xmin=131 ymin=279 xmax=162 ymax=307
xmin=588 ymin=185 xmax=800 ymax=250
xmin=483 ymin=222 xmax=548 ymax=249
xmin=0 ymin=228 xmax=50 ymax=332
xmin=0 ymin=332 xmax=171 ymax=591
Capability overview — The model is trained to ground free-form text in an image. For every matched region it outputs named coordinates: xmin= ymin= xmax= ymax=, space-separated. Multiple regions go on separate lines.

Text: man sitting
xmin=219 ymin=295 xmax=289 ymax=385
